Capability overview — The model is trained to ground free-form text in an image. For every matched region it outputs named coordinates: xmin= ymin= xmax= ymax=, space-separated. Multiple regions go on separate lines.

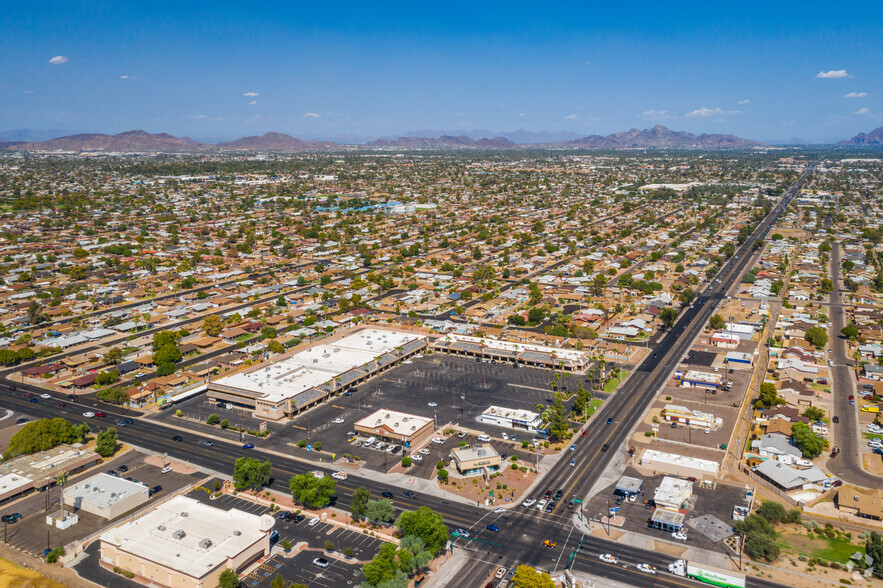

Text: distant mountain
xmin=837 ymin=127 xmax=883 ymax=146
xmin=392 ymin=128 xmax=581 ymax=144
xmin=217 ymin=132 xmax=334 ymax=150
xmin=367 ymin=135 xmax=518 ymax=149
xmin=7 ymin=130 xmax=210 ymax=152
xmin=563 ymin=125 xmax=762 ymax=149
xmin=0 ymin=128 xmax=81 ymax=142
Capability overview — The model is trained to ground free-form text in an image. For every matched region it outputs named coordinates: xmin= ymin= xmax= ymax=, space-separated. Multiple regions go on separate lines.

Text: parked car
xmin=161 ymin=467 xmax=172 ymax=474
xmin=312 ymin=557 xmax=330 ymax=568
xmin=671 ymin=531 xmax=688 ymax=541
xmin=308 ymin=518 xmax=320 ymax=527
xmin=1 ymin=513 xmax=22 ymax=524
xmin=118 ymin=465 xmax=129 ymax=472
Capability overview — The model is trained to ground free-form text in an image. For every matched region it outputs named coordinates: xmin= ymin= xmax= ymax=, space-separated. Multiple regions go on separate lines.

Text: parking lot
xmin=188 ymin=485 xmax=383 ymax=587
xmin=149 ymin=354 xmax=594 ymax=473
xmin=0 ymin=450 xmax=200 ymax=558
xmin=582 ymin=468 xmax=751 ymax=552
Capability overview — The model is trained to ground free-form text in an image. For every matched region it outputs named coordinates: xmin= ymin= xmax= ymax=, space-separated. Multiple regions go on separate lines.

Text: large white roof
xmin=100 ymin=495 xmax=274 ymax=579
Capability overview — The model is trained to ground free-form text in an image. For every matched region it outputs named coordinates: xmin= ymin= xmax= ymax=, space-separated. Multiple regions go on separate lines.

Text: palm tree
xmin=56 ymin=471 xmax=69 ymax=519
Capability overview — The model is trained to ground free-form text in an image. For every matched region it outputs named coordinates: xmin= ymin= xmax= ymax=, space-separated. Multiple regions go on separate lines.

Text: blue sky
xmin=2 ymin=1 xmax=881 ymax=142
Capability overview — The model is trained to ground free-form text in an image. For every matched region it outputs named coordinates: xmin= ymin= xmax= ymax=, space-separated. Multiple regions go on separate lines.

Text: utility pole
xmin=307 ymin=413 xmax=310 ymax=440
xmin=239 ymin=413 xmax=243 ymax=443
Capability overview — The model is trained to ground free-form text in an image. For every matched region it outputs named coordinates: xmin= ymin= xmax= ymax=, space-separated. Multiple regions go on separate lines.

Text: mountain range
xmin=562 ymin=125 xmax=763 ymax=148
xmin=837 ymin=127 xmax=883 ymax=146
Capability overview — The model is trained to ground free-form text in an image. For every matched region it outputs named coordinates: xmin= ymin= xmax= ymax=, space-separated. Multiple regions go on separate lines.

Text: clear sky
xmin=2 ymin=1 xmax=881 ymax=142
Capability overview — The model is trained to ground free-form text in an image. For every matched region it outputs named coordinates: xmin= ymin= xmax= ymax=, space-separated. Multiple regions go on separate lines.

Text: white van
xmin=478 ymin=434 xmax=491 ymax=442
xmin=364 ymin=436 xmax=376 ymax=447
xmin=501 ymin=432 xmax=509 ymax=440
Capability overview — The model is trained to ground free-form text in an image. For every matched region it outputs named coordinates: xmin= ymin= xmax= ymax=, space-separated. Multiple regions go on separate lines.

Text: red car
xmin=582 ymin=431 xmax=588 ymax=437
xmin=95 ymin=412 xmax=107 ymax=418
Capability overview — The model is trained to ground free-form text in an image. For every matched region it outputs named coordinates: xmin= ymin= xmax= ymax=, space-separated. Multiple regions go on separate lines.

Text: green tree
xmin=350 ymin=486 xmax=371 ymax=521
xmin=95 ymin=427 xmax=118 ymax=457
xmin=507 ymin=314 xmax=526 ymax=326
xmin=398 ymin=535 xmax=433 ymax=572
xmin=527 ymin=307 xmax=545 ymax=324
xmin=755 ymin=382 xmax=783 ymax=409
xmin=395 ymin=506 xmax=449 ymax=554
xmin=289 ymin=473 xmax=336 ymax=508
xmin=218 ymin=569 xmax=240 ymax=588
xmin=678 ymin=288 xmax=696 ymax=306
xmin=232 ymin=457 xmax=272 ymax=491
xmin=270 ymin=574 xmax=285 ymax=588
xmin=365 ymin=499 xmax=396 ymax=525
xmin=756 ymin=501 xmax=787 ymax=524
xmin=840 ymin=323 xmax=859 ymax=341
xmin=803 ymin=406 xmax=825 ymax=422
xmin=736 ymin=514 xmax=780 ymax=561
xmin=151 ymin=330 xmax=180 ymax=352
xmin=659 ymin=307 xmax=678 ymax=329
xmin=203 ymin=314 xmax=224 ymax=336
xmin=791 ymin=422 xmax=827 ymax=458
xmin=804 ymin=326 xmax=828 ymax=349
xmin=362 ymin=543 xmax=401 ymax=586
xmin=866 ymin=532 xmax=883 ymax=577
xmin=709 ymin=314 xmax=725 ymax=330
xmin=207 ymin=413 xmax=220 ymax=425
xmin=5 ymin=418 xmax=89 ymax=459
xmin=511 ymin=565 xmax=555 ymax=588
xmin=104 ymin=346 xmax=123 ymax=365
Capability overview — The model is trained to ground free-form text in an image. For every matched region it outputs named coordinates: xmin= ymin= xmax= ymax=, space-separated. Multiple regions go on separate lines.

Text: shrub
xmin=297 ymin=439 xmax=307 ymax=448
xmin=313 ymin=441 xmax=322 ymax=451
xmin=175 ymin=409 xmax=183 ymax=417
xmin=220 ymin=419 xmax=230 ymax=429
xmin=325 ymin=540 xmax=334 ymax=551
xmin=280 ymin=539 xmax=292 ymax=551
xmin=45 ymin=547 xmax=64 ymax=563
xmin=344 ymin=546 xmax=354 ymax=557
xmin=401 ymin=457 xmax=412 ymax=467
xmin=207 ymin=414 xmax=220 ymax=425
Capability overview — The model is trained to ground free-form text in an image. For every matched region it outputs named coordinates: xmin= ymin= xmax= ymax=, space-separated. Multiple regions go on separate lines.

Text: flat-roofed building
xmin=653 ymin=477 xmax=693 ymax=510
xmin=477 ymin=406 xmax=541 ymax=432
xmin=99 ymin=495 xmax=274 ymax=588
xmin=679 ymin=370 xmax=723 ymax=389
xmin=0 ymin=445 xmax=100 ymax=504
xmin=836 ymin=486 xmax=883 ymax=520
xmin=208 ymin=327 xmax=427 ymax=420
xmin=649 ymin=507 xmax=685 ymax=532
xmin=451 ymin=444 xmax=501 ymax=476
xmin=63 ymin=473 xmax=148 ymax=519
xmin=639 ymin=449 xmax=720 ymax=481
xmin=354 ymin=409 xmax=434 ymax=449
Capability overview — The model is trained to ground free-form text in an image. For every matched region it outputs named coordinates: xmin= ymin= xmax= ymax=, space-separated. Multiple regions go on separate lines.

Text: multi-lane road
xmin=0 ymin=171 xmax=810 ymax=587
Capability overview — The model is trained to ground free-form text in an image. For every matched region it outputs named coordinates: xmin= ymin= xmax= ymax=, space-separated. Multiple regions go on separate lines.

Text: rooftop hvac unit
xmin=233 ymin=530 xmax=241 ymax=536
xmin=199 ymin=538 xmax=213 ymax=549
xmin=158 ymin=526 xmax=166 ymax=531
xmin=181 ymin=512 xmax=189 ymax=517
xmin=172 ymin=530 xmax=186 ymax=540
xmin=394 ymin=423 xmax=399 ymax=427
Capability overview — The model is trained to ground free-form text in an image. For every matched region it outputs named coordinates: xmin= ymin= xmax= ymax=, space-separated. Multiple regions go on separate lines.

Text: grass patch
xmin=861 ymin=432 xmax=882 ymax=440
xmin=586 ymin=398 xmax=604 ymax=417
xmin=0 ymin=557 xmax=70 ymax=588
xmin=604 ymin=371 xmax=628 ymax=393
xmin=781 ymin=532 xmax=864 ymax=564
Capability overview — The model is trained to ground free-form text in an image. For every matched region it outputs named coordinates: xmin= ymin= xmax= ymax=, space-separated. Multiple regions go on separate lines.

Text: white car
xmin=411 ymin=454 xmax=423 ymax=462
xmin=418 ymin=448 xmax=431 ymax=455
xmin=431 ymin=437 xmax=446 ymax=444
xmin=536 ymin=499 xmax=548 ymax=510
xmin=161 ymin=466 xmax=172 ymax=474
xmin=332 ymin=418 xmax=345 ymax=424
xmin=40 ymin=394 xmax=51 ymax=399
xmin=493 ymin=507 xmax=506 ymax=514
xmin=478 ymin=435 xmax=491 ymax=442
xmin=332 ymin=472 xmax=347 ymax=480
xmin=312 ymin=471 xmax=325 ymax=479
xmin=501 ymin=432 xmax=508 ymax=440
xmin=427 ymin=402 xmax=437 ymax=407
xmin=628 ymin=493 xmax=637 ymax=502
xmin=522 ymin=498 xmax=536 ymax=508
xmin=672 ymin=531 xmax=688 ymax=541
xmin=308 ymin=518 xmax=320 ymax=527
xmin=636 ymin=564 xmax=656 ymax=575
xmin=599 ymin=554 xmax=618 ymax=564
xmin=83 ymin=412 xmax=95 ymax=418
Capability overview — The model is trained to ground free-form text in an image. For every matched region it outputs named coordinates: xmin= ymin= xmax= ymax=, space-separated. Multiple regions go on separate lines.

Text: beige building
xmin=63 ymin=473 xmax=148 ymax=519
xmin=837 ymin=486 xmax=883 ymax=521
xmin=354 ymin=408 xmax=434 ymax=450
xmin=451 ymin=444 xmax=501 ymax=476
xmin=99 ymin=495 xmax=274 ymax=588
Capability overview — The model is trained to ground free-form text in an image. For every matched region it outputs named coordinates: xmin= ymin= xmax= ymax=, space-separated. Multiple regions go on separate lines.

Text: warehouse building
xmin=354 ymin=409 xmax=435 ymax=449
xmin=99 ymin=495 xmax=274 ymax=588
xmin=0 ymin=445 xmax=100 ymax=505
xmin=677 ymin=370 xmax=723 ymax=389
xmin=63 ymin=473 xmax=149 ymax=519
xmin=639 ymin=449 xmax=720 ymax=481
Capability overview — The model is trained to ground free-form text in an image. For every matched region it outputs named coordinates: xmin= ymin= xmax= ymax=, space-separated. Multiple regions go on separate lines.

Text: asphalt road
xmin=826 ymin=242 xmax=882 ymax=487
xmin=0 ymin=174 xmax=808 ymax=587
